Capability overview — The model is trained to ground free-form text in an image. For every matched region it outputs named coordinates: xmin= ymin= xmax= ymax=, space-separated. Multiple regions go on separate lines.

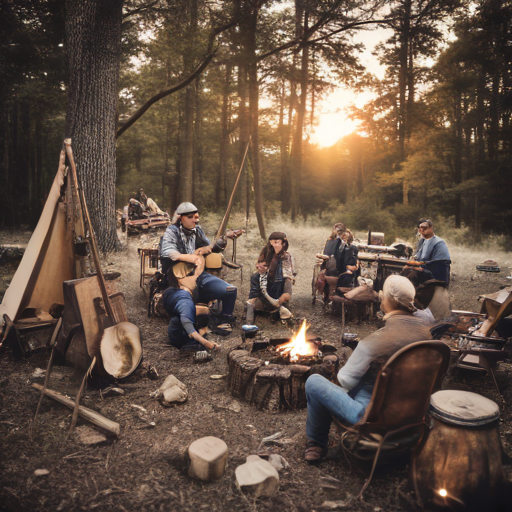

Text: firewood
xmin=188 ymin=436 xmax=228 ymax=481
xmin=31 ymin=383 xmax=120 ymax=436
xmin=251 ymin=365 xmax=291 ymax=411
xmin=227 ymin=351 xmax=263 ymax=400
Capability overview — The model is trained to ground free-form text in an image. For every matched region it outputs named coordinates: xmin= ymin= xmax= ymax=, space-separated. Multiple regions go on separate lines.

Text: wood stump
xmin=227 ymin=350 xmax=310 ymax=411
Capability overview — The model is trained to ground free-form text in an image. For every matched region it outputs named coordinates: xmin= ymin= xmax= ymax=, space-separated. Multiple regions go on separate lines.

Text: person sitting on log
xmin=160 ymin=202 xmax=237 ymax=327
xmin=135 ymin=187 xmax=148 ymax=209
xmin=162 ymin=259 xmax=220 ymax=352
xmin=304 ymin=275 xmax=432 ymax=463
xmin=128 ymin=193 xmax=145 ymax=219
xmin=246 ymin=232 xmax=295 ymax=325
xmin=336 ymin=229 xmax=359 ymax=290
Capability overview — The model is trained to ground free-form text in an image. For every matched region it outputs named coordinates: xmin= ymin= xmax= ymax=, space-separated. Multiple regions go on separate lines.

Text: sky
xmin=309 ymin=26 xmax=393 ymax=147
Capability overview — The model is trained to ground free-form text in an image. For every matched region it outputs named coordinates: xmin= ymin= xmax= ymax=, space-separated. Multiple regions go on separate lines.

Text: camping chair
xmin=336 ymin=340 xmax=450 ymax=498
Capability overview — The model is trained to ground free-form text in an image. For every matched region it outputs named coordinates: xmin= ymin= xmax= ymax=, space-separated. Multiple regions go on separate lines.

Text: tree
xmin=65 ymin=0 xmax=124 ymax=252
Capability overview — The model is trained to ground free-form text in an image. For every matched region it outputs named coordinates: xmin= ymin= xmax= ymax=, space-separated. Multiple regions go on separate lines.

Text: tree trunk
xmin=193 ymin=75 xmax=204 ymax=203
xmin=246 ymin=6 xmax=265 ymax=240
xmin=290 ymin=1 xmax=309 ymax=222
xmin=279 ymin=79 xmax=291 ymax=214
xmin=218 ymin=62 xmax=233 ymax=208
xmin=65 ymin=0 xmax=123 ymax=252
xmin=398 ymin=0 xmax=411 ymax=163
xmin=454 ymin=91 xmax=462 ymax=228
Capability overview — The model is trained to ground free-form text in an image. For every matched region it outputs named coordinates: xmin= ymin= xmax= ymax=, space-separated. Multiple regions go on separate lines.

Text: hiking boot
xmin=304 ymin=442 xmax=328 ymax=464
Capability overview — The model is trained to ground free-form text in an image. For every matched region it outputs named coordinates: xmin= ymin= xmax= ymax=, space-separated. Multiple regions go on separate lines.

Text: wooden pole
xmin=64 ymin=139 xmax=117 ymax=323
xmin=32 ymin=383 xmax=120 ymax=436
xmin=216 ymin=137 xmax=251 ymax=238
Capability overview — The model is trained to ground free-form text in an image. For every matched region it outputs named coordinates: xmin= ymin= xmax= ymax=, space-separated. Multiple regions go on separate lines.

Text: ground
xmin=1 ymin=220 xmax=512 ymax=512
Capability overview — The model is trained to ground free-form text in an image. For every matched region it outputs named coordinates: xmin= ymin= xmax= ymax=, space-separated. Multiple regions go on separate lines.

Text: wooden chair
xmin=336 ymin=340 xmax=450 ymax=498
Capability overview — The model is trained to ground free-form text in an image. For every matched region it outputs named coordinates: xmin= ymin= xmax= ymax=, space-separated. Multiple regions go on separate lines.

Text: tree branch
xmin=116 ymin=51 xmax=216 ymax=138
xmin=117 ymin=19 xmax=236 ymax=138
xmin=123 ymin=1 xmax=160 ymax=19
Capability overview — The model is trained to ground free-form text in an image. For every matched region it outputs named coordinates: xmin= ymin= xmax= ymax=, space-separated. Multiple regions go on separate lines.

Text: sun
xmin=310 ymin=111 xmax=361 ymax=147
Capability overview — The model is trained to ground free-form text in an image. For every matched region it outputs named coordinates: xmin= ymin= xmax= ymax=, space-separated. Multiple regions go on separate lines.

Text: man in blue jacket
xmin=160 ymin=202 xmax=237 ymax=326
xmin=415 ymin=219 xmax=451 ymax=285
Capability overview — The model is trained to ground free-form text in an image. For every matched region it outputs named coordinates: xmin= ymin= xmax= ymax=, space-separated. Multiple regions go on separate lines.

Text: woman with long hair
xmin=246 ymin=232 xmax=294 ymax=324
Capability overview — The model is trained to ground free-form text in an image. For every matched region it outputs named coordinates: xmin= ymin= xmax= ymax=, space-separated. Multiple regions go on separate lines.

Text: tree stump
xmin=188 ymin=436 xmax=228 ymax=481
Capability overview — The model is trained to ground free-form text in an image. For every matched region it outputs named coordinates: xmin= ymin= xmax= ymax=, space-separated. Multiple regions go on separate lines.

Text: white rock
xmin=75 ymin=425 xmax=108 ymax=445
xmin=188 ymin=436 xmax=228 ymax=481
xmin=227 ymin=401 xmax=241 ymax=413
xmin=152 ymin=375 xmax=188 ymax=406
xmin=246 ymin=455 xmax=262 ymax=463
xmin=268 ymin=453 xmax=288 ymax=471
xmin=319 ymin=501 xmax=350 ymax=510
xmin=235 ymin=459 xmax=279 ymax=497
xmin=34 ymin=469 xmax=49 ymax=477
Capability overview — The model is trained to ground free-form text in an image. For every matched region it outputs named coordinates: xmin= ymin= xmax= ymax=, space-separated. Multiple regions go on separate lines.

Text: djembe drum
xmin=411 ymin=390 xmax=510 ymax=511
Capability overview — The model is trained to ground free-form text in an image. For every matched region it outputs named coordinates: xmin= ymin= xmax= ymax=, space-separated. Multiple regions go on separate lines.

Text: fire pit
xmin=227 ymin=320 xmax=343 ymax=411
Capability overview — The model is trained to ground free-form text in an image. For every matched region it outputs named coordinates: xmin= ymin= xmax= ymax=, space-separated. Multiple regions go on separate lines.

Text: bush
xmin=329 ymin=195 xmax=399 ymax=244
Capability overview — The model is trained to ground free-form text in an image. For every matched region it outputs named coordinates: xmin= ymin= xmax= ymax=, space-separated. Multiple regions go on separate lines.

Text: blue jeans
xmin=196 ymin=272 xmax=237 ymax=317
xmin=305 ymin=374 xmax=373 ymax=449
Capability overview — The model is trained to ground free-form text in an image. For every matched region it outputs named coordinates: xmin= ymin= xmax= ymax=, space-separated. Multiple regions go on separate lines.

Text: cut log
xmin=227 ymin=350 xmax=264 ymax=401
xmin=188 ymin=436 xmax=228 ymax=481
xmin=227 ymin=350 xmax=311 ymax=411
xmin=251 ymin=365 xmax=291 ymax=411
xmin=31 ymin=383 xmax=120 ymax=436
xmin=235 ymin=459 xmax=279 ymax=497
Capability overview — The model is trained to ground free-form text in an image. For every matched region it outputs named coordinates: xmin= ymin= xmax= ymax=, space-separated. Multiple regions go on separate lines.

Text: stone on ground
xmin=75 ymin=425 xmax=108 ymax=445
xmin=152 ymin=375 xmax=188 ymax=405
xmin=235 ymin=459 xmax=279 ymax=497
xmin=188 ymin=436 xmax=228 ymax=481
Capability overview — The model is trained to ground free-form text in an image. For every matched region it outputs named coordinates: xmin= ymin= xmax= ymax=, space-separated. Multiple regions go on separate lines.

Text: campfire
xmin=274 ymin=319 xmax=318 ymax=362
xmin=227 ymin=320 xmax=339 ymax=411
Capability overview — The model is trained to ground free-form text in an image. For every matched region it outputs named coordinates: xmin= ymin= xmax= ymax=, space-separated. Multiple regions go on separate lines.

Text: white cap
xmin=175 ymin=202 xmax=198 ymax=215
xmin=382 ymin=275 xmax=416 ymax=312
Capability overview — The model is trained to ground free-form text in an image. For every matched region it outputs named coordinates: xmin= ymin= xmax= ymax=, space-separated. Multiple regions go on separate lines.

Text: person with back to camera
xmin=160 ymin=202 xmax=237 ymax=327
xmin=246 ymin=232 xmax=294 ymax=325
xmin=162 ymin=257 xmax=220 ymax=351
xmin=413 ymin=219 xmax=451 ymax=285
xmin=304 ymin=275 xmax=432 ymax=463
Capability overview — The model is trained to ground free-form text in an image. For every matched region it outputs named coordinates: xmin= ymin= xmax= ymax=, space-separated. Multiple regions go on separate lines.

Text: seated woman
xmin=162 ymin=257 xmax=220 ymax=352
xmin=317 ymin=222 xmax=346 ymax=276
xmin=336 ymin=229 xmax=359 ymax=289
xmin=246 ymin=232 xmax=294 ymax=325
xmin=304 ymin=275 xmax=432 ymax=463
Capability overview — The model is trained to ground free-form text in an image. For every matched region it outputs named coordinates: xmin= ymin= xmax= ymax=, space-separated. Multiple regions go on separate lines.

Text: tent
xmin=0 ymin=150 xmax=77 ymax=329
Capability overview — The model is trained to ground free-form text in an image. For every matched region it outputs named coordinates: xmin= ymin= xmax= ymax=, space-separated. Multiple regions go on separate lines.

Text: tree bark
xmin=247 ymin=8 xmax=266 ymax=240
xmin=218 ymin=61 xmax=233 ymax=208
xmin=65 ymin=0 xmax=123 ymax=252
xmin=290 ymin=0 xmax=309 ymax=222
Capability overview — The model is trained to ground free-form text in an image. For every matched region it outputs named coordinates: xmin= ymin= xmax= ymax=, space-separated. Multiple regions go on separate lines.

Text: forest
xmin=1 ymin=0 xmax=512 ymax=250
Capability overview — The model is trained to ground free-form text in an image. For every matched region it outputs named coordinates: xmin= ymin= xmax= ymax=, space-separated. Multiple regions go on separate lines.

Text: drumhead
xmin=430 ymin=390 xmax=500 ymax=427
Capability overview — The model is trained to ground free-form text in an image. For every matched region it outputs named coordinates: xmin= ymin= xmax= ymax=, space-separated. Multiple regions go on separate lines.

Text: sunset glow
xmin=310 ymin=110 xmax=361 ymax=147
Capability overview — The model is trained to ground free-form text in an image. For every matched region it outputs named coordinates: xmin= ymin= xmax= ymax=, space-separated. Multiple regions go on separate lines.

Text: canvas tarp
xmin=0 ymin=151 xmax=76 ymax=327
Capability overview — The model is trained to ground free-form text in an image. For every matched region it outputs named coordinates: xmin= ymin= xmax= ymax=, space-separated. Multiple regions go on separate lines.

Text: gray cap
xmin=175 ymin=202 xmax=198 ymax=215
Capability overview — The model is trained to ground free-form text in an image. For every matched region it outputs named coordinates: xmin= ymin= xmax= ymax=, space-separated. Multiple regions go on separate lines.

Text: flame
xmin=276 ymin=319 xmax=318 ymax=362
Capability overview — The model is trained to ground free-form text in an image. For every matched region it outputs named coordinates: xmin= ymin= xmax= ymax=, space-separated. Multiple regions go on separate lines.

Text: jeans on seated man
xmin=304 ymin=275 xmax=432 ymax=463
xmin=160 ymin=202 xmax=237 ymax=325
xmin=162 ymin=260 xmax=220 ymax=351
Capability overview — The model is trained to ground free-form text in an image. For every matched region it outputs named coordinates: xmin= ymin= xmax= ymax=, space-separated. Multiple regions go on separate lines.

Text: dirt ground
xmin=1 ymin=222 xmax=512 ymax=512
